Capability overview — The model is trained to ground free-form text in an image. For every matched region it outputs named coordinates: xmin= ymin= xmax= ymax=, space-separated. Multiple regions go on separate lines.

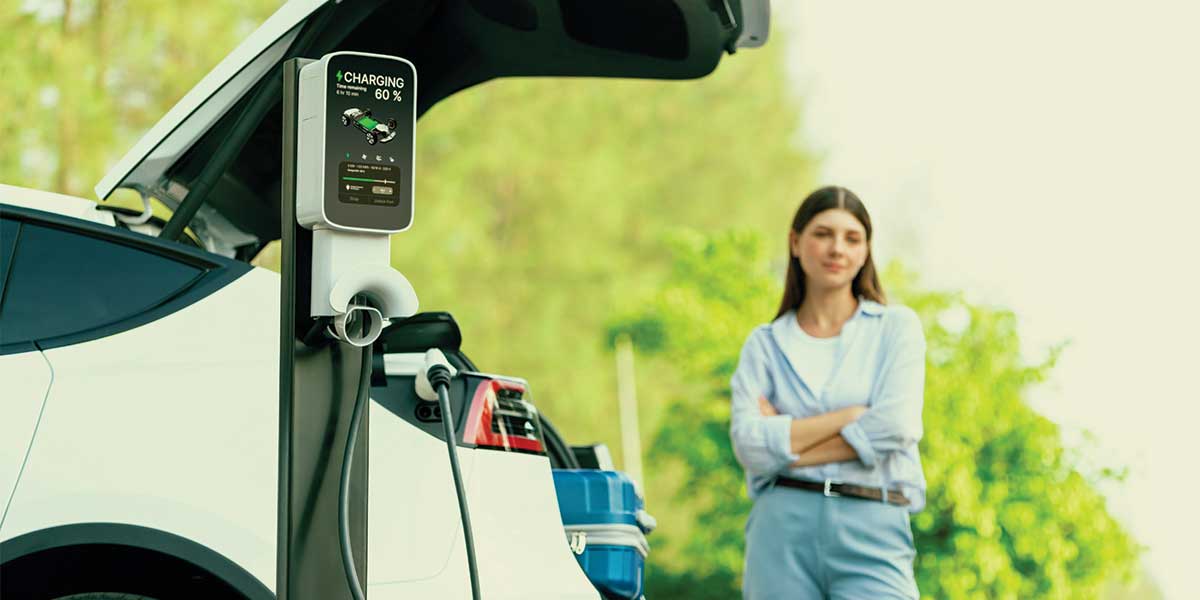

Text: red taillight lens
xmin=462 ymin=378 xmax=544 ymax=454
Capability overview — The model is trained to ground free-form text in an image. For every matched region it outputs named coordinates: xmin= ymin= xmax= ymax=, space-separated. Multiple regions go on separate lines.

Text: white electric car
xmin=0 ymin=185 xmax=615 ymax=600
xmin=0 ymin=0 xmax=768 ymax=598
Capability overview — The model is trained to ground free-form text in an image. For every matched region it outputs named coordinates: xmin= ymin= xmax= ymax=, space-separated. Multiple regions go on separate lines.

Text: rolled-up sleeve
xmin=841 ymin=309 xmax=926 ymax=468
xmin=729 ymin=329 xmax=799 ymax=476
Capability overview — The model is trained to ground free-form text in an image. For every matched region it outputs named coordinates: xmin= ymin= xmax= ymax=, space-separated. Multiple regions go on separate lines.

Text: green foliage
xmin=607 ymin=231 xmax=779 ymax=598
xmin=612 ymin=236 xmax=1139 ymax=599
xmin=1 ymin=0 xmax=282 ymax=196
xmin=391 ymin=39 xmax=815 ymax=459
xmin=891 ymin=264 xmax=1140 ymax=599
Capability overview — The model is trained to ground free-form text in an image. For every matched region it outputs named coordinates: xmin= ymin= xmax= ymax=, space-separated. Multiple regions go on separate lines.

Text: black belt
xmin=773 ymin=477 xmax=911 ymax=507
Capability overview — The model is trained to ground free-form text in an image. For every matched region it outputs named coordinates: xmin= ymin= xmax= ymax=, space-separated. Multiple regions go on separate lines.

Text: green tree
xmin=1 ymin=0 xmax=281 ymax=196
xmin=609 ymin=231 xmax=1139 ymax=599
xmin=389 ymin=37 xmax=815 ymax=464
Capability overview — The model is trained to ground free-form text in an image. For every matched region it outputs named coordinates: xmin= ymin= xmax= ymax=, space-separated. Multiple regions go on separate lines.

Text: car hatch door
xmin=94 ymin=0 xmax=770 ymax=247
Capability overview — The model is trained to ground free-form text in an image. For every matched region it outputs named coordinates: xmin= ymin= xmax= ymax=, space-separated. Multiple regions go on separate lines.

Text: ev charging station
xmin=279 ymin=52 xmax=420 ymax=600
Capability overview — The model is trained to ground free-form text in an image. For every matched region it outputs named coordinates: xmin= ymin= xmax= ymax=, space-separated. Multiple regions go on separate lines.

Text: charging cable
xmin=338 ymin=343 xmax=481 ymax=600
xmin=339 ymin=343 xmax=372 ymax=600
xmin=423 ymin=349 xmax=482 ymax=600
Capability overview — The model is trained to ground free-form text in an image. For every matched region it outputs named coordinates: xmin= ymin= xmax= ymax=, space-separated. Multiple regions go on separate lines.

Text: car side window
xmin=0 ymin=218 xmax=18 ymax=302
xmin=0 ymin=220 xmax=203 ymax=347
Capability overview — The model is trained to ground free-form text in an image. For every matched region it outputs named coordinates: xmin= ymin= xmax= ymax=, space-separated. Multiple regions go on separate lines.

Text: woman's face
xmin=790 ymin=208 xmax=869 ymax=292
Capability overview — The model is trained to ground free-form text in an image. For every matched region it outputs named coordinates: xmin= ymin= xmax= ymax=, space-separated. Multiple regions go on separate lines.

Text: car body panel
xmin=368 ymin=452 xmax=599 ymax=599
xmin=0 ymin=351 xmax=52 ymax=524
xmin=0 ymin=267 xmax=282 ymax=587
xmin=367 ymin=398 xmax=472 ymax=580
xmin=466 ymin=451 xmax=599 ymax=599
xmin=368 ymin=369 xmax=599 ymax=597
xmin=0 ymin=184 xmax=116 ymax=227
xmin=0 ymin=204 xmax=598 ymax=596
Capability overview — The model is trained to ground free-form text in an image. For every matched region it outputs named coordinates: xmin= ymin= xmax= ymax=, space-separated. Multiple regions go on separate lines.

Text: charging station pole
xmin=279 ymin=52 xmax=418 ymax=600
xmin=278 ymin=56 xmax=369 ymax=599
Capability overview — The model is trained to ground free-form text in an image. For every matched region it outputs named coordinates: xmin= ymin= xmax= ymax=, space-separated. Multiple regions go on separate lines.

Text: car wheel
xmin=387 ymin=118 xmax=397 ymax=130
xmin=341 ymin=115 xmax=350 ymax=126
xmin=366 ymin=133 xmax=377 ymax=145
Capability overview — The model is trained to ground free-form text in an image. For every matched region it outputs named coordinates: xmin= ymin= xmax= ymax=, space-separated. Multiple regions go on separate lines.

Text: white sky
xmin=781 ymin=2 xmax=1200 ymax=598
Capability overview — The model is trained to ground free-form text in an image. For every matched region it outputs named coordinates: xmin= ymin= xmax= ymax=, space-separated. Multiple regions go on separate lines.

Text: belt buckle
xmin=823 ymin=479 xmax=842 ymax=498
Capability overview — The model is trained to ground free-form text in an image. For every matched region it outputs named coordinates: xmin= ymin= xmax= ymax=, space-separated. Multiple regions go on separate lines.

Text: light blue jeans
xmin=743 ymin=483 xmax=918 ymax=599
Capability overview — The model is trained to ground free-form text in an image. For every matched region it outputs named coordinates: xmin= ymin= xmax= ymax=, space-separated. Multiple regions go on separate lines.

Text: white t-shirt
xmin=780 ymin=315 xmax=840 ymax=395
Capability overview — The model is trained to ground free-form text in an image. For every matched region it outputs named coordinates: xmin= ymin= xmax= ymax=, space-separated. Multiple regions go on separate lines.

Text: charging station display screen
xmin=339 ymin=162 xmax=401 ymax=206
xmin=322 ymin=53 xmax=415 ymax=231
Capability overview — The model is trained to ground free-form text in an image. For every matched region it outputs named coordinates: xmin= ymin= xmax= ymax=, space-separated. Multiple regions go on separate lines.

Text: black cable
xmin=429 ymin=365 xmax=481 ymax=600
xmin=339 ymin=348 xmax=480 ymax=600
xmin=339 ymin=344 xmax=371 ymax=600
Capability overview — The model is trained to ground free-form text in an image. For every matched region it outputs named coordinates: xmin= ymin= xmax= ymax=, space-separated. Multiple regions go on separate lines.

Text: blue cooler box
xmin=552 ymin=469 xmax=657 ymax=600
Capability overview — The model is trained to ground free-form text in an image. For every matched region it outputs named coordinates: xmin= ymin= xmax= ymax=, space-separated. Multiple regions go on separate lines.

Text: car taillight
xmin=462 ymin=378 xmax=544 ymax=455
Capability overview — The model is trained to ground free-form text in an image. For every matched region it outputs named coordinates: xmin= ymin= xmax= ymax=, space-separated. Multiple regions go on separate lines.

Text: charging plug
xmin=416 ymin=348 xmax=457 ymax=401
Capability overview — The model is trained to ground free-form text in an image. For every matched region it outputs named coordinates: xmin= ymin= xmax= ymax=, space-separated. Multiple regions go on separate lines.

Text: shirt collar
xmin=771 ymin=296 xmax=885 ymax=332
xmin=858 ymin=298 xmax=885 ymax=317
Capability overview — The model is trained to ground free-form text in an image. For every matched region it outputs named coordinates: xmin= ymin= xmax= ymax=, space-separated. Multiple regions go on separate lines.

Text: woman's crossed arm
xmin=758 ymin=397 xmax=863 ymax=467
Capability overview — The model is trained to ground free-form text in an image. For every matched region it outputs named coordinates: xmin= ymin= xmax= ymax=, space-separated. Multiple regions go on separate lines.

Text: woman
xmin=731 ymin=186 xmax=926 ymax=599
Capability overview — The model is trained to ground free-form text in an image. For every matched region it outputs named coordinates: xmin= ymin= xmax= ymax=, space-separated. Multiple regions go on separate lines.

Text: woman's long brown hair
xmin=775 ymin=186 xmax=887 ymax=319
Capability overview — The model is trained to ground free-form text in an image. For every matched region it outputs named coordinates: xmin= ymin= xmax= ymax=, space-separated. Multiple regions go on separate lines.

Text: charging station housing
xmin=297 ymin=52 xmax=416 ymax=234
xmin=293 ymin=51 xmax=419 ymax=328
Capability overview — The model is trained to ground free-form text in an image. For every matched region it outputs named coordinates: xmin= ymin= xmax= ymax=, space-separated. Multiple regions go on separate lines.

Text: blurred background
xmin=3 ymin=1 xmax=1196 ymax=598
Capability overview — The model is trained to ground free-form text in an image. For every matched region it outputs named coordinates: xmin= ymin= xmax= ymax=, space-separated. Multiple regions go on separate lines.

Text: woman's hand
xmin=758 ymin=396 xmax=779 ymax=416
xmin=773 ymin=402 xmax=869 ymax=457
xmin=758 ymin=397 xmax=869 ymax=462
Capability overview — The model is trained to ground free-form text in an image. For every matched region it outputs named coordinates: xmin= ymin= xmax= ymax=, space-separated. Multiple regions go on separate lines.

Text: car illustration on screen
xmin=342 ymin=107 xmax=397 ymax=145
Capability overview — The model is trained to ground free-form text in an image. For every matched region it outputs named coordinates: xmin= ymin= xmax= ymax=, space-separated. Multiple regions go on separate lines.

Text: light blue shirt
xmin=730 ymin=298 xmax=928 ymax=512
